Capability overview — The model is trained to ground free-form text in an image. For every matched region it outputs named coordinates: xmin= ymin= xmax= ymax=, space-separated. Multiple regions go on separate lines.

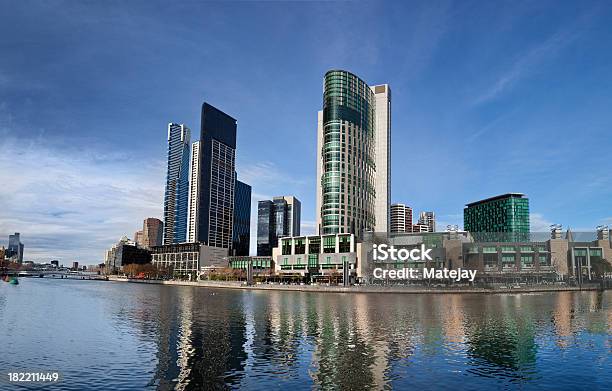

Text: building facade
xmin=256 ymin=196 xmax=301 ymax=256
xmin=163 ymin=123 xmax=191 ymax=244
xmin=151 ymin=242 xmax=229 ymax=278
xmin=187 ymin=140 xmax=201 ymax=243
xmin=104 ymin=236 xmax=151 ymax=273
xmin=7 ymin=232 xmax=24 ymax=263
xmin=272 ymin=233 xmax=364 ymax=284
xmin=418 ymin=211 xmax=436 ymax=233
xmin=193 ymin=103 xmax=237 ymax=249
xmin=232 ymin=179 xmax=251 ymax=256
xmin=390 ymin=204 xmax=413 ymax=233
xmin=142 ymin=218 xmax=163 ymax=248
xmin=464 ymin=193 xmax=530 ymax=240
xmin=316 ymin=70 xmax=390 ymax=237
xmin=134 ymin=230 xmax=144 ymax=245
xmin=372 ymin=84 xmax=391 ymax=234
xmin=257 ymin=200 xmax=275 ymax=256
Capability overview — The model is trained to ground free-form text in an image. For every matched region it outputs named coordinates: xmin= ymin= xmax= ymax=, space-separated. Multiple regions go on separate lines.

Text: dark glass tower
xmin=196 ymin=103 xmax=237 ymax=248
xmin=256 ymin=196 xmax=301 ymax=256
xmin=464 ymin=193 xmax=530 ymax=241
xmin=232 ymin=179 xmax=251 ymax=256
xmin=163 ymin=123 xmax=190 ymax=244
xmin=257 ymin=200 xmax=274 ymax=256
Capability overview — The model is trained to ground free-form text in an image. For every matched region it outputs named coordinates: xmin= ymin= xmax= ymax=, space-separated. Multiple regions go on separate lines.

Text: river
xmin=0 ymin=278 xmax=610 ymax=390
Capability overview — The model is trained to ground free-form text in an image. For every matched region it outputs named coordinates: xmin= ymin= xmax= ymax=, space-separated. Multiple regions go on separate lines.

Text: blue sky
xmin=1 ymin=1 xmax=611 ymax=264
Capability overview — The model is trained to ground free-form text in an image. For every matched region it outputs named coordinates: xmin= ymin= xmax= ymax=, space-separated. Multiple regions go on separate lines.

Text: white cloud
xmin=0 ymin=137 xmax=165 ymax=264
xmin=530 ymin=213 xmax=554 ymax=232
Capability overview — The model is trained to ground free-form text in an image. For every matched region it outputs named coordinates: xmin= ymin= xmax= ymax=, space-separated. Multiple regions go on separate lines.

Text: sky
xmin=1 ymin=0 xmax=611 ymax=264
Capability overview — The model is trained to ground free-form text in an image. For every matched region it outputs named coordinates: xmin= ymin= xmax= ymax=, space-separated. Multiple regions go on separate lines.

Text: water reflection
xmin=114 ymin=289 xmax=610 ymax=390
xmin=1 ymin=281 xmax=609 ymax=390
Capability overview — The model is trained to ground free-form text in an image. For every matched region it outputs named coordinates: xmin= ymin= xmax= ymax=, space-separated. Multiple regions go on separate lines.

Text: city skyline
xmin=2 ymin=1 xmax=612 ymax=263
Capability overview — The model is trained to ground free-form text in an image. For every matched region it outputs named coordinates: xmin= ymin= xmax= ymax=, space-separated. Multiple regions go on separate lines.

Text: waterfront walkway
xmin=107 ymin=277 xmax=603 ymax=294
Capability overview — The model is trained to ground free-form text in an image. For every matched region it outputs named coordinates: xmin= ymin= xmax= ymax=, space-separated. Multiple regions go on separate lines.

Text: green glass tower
xmin=316 ymin=70 xmax=377 ymax=236
xmin=464 ymin=193 xmax=530 ymax=241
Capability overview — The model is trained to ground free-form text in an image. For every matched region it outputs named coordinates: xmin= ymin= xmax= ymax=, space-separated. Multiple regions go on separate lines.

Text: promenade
xmin=107 ymin=276 xmax=602 ymax=294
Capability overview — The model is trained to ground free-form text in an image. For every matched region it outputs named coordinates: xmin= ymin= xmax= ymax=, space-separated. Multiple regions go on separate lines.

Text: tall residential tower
xmin=163 ymin=123 xmax=190 ymax=245
xmin=390 ymin=204 xmax=413 ymax=233
xmin=316 ymin=70 xmax=391 ymax=237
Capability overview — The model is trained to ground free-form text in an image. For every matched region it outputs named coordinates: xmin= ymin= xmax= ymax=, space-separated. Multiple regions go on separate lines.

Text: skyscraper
xmin=257 ymin=200 xmax=274 ymax=256
xmin=418 ymin=211 xmax=436 ymax=233
xmin=372 ymin=84 xmax=391 ymax=234
xmin=232 ymin=180 xmax=251 ymax=256
xmin=163 ymin=123 xmax=191 ymax=245
xmin=193 ymin=103 xmax=237 ymax=249
xmin=390 ymin=204 xmax=413 ymax=233
xmin=464 ymin=193 xmax=530 ymax=240
xmin=142 ymin=218 xmax=163 ymax=248
xmin=187 ymin=141 xmax=201 ymax=243
xmin=256 ymin=196 xmax=301 ymax=256
xmin=316 ymin=70 xmax=391 ymax=237
xmin=8 ymin=233 xmax=24 ymax=263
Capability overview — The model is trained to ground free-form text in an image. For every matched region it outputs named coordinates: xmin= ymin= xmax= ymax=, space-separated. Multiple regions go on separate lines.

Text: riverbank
xmin=107 ymin=276 xmax=603 ymax=294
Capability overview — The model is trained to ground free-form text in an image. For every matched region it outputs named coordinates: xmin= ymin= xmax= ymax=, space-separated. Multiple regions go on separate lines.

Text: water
xmin=0 ymin=278 xmax=610 ymax=390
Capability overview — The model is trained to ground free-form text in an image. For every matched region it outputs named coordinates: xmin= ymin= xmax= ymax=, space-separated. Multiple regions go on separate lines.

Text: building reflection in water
xmin=112 ymin=287 xmax=610 ymax=390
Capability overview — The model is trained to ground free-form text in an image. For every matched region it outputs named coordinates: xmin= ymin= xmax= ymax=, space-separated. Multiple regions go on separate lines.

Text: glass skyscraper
xmin=191 ymin=102 xmax=237 ymax=249
xmin=232 ymin=179 xmax=251 ymax=256
xmin=7 ymin=232 xmax=24 ymax=263
xmin=316 ymin=70 xmax=391 ymax=237
xmin=163 ymin=123 xmax=190 ymax=245
xmin=464 ymin=193 xmax=530 ymax=241
xmin=256 ymin=196 xmax=301 ymax=256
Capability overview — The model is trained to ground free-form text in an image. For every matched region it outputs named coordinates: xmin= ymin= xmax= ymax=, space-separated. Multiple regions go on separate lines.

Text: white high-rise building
xmin=187 ymin=141 xmax=201 ymax=243
xmin=371 ymin=84 xmax=391 ymax=234
xmin=390 ymin=204 xmax=412 ymax=233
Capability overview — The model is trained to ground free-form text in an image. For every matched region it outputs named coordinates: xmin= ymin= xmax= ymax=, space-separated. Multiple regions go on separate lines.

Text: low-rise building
xmin=104 ymin=236 xmax=151 ymax=273
xmin=150 ymin=242 xmax=228 ymax=278
xmin=272 ymin=233 xmax=365 ymax=284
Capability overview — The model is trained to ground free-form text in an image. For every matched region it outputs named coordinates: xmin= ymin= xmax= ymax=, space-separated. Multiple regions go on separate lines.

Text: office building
xmin=163 ymin=123 xmax=191 ymax=245
xmin=464 ymin=193 xmax=530 ymax=240
xmin=257 ymin=200 xmax=274 ymax=256
xmin=418 ymin=211 xmax=436 ymax=233
xmin=8 ymin=233 xmax=24 ymax=263
xmin=316 ymin=70 xmax=391 ymax=237
xmin=142 ymin=218 xmax=163 ymax=248
xmin=151 ymin=242 xmax=228 ymax=278
xmin=134 ymin=230 xmax=144 ymax=245
xmin=72 ymin=261 xmax=79 ymax=271
xmin=257 ymin=196 xmax=301 ymax=256
xmin=232 ymin=180 xmax=251 ymax=256
xmin=390 ymin=204 xmax=413 ymax=233
xmin=187 ymin=141 xmax=201 ymax=243
xmin=272 ymin=233 xmax=365 ymax=285
xmin=104 ymin=236 xmax=151 ymax=274
xmin=192 ymin=103 xmax=237 ymax=249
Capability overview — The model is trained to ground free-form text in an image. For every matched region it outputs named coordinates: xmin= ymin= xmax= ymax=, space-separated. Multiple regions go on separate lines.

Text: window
xmin=521 ymin=255 xmax=534 ymax=268
xmin=483 ymin=246 xmax=497 ymax=254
